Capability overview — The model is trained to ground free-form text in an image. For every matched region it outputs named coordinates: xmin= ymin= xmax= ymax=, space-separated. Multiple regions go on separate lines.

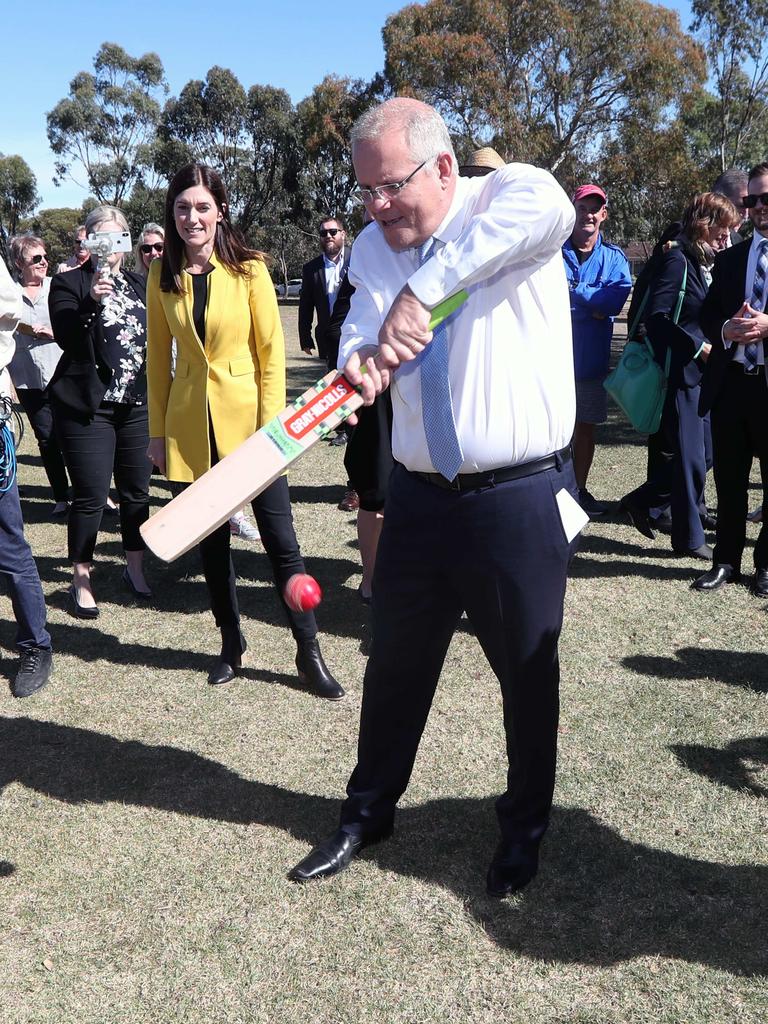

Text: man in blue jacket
xmin=563 ymin=184 xmax=632 ymax=516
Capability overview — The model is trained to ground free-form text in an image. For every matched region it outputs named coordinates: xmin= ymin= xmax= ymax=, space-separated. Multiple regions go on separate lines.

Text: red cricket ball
xmin=284 ymin=573 xmax=322 ymax=613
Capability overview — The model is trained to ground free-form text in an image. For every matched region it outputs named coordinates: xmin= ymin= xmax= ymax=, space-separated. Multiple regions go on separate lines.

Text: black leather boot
xmin=295 ymin=638 xmax=345 ymax=700
xmin=208 ymin=626 xmax=247 ymax=686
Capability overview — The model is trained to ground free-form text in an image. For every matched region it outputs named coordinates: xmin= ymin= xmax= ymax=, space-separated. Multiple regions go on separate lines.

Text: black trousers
xmin=339 ymin=459 xmax=578 ymax=846
xmin=198 ymin=474 xmax=317 ymax=642
xmin=16 ymin=388 xmax=70 ymax=502
xmin=711 ymin=367 xmax=768 ymax=571
xmin=626 ymin=383 xmax=708 ymax=550
xmin=53 ymin=400 xmax=151 ymax=562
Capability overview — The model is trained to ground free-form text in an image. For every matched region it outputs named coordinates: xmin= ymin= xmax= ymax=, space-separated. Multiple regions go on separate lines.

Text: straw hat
xmin=459 ymin=147 xmax=506 ymax=176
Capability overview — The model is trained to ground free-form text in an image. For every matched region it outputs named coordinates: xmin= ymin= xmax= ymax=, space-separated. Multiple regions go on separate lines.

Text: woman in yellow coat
xmin=146 ymin=163 xmax=343 ymax=697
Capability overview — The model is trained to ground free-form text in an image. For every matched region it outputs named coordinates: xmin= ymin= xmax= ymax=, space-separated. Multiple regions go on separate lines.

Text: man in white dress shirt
xmin=289 ymin=98 xmax=582 ymax=896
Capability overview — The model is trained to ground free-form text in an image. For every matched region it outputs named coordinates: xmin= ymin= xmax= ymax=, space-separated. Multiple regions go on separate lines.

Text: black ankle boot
xmin=208 ymin=626 xmax=247 ymax=686
xmin=295 ymin=638 xmax=345 ymax=700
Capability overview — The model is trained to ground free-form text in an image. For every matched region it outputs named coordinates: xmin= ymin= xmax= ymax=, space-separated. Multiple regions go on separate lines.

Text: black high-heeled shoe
xmin=122 ymin=568 xmax=152 ymax=599
xmin=208 ymin=626 xmax=247 ymax=686
xmin=295 ymin=638 xmax=345 ymax=700
xmin=67 ymin=584 xmax=99 ymax=620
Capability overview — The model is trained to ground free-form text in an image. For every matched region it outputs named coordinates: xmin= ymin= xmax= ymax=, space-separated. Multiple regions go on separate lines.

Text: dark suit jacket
xmin=298 ymin=252 xmax=350 ymax=359
xmin=698 ymin=241 xmax=751 ymax=415
xmin=645 ymin=241 xmax=710 ymax=390
xmin=48 ymin=262 xmax=147 ymax=418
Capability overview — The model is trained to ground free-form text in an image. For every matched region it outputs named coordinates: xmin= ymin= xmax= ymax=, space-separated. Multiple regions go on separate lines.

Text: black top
xmin=191 ymin=269 xmax=213 ymax=345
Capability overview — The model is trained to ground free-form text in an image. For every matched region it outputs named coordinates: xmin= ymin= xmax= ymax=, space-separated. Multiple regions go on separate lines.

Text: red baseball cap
xmin=572 ymin=184 xmax=607 ymax=204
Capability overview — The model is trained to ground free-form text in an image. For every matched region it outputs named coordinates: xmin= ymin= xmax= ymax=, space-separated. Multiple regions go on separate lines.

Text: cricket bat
xmin=140 ymin=290 xmax=468 ymax=562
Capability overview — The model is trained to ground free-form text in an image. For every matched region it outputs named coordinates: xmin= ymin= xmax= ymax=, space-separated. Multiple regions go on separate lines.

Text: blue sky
xmin=1 ymin=0 xmax=694 ymax=210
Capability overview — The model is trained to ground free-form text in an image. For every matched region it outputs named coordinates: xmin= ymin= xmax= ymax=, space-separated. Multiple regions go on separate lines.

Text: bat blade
xmin=140 ymin=371 xmax=363 ymax=562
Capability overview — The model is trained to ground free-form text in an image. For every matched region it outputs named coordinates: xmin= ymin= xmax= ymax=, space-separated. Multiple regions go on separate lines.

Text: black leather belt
xmin=729 ymin=361 xmax=763 ymax=376
xmin=411 ymin=446 xmax=571 ymax=491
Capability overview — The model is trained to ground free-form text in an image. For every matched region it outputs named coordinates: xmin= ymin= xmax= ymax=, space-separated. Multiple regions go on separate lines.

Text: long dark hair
xmin=160 ymin=163 xmax=262 ymax=294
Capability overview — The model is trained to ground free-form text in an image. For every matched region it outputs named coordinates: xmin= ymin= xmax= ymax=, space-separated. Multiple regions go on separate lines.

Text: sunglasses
xmin=319 ymin=228 xmax=340 ymax=238
xmin=140 ymin=243 xmax=164 ymax=254
xmin=742 ymin=193 xmax=768 ymax=209
xmin=28 ymin=254 xmax=48 ymax=265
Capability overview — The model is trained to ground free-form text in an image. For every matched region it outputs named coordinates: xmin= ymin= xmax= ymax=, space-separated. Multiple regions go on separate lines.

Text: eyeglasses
xmin=742 ymin=193 xmax=768 ymax=209
xmin=75 ymin=240 xmax=87 ymax=249
xmin=28 ymin=254 xmax=48 ymax=265
xmin=140 ymin=243 xmax=164 ymax=254
xmin=352 ymin=157 xmax=435 ymax=205
xmin=319 ymin=228 xmax=340 ymax=238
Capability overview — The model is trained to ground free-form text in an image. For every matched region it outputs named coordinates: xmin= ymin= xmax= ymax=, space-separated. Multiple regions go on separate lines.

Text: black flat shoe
xmin=208 ymin=626 xmax=247 ymax=685
xmin=296 ymin=639 xmax=345 ymax=700
xmin=672 ymin=543 xmax=713 ymax=561
xmin=691 ymin=564 xmax=741 ymax=591
xmin=619 ymin=496 xmax=656 ymax=540
xmin=122 ymin=568 xmax=152 ymax=599
xmin=67 ymin=584 xmax=99 ymax=620
xmin=486 ymin=840 xmax=540 ymax=898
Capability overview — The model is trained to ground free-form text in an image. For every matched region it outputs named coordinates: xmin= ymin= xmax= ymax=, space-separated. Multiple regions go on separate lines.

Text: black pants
xmin=711 ymin=367 xmax=768 ymax=571
xmin=16 ymin=388 xmax=70 ymax=502
xmin=198 ymin=474 xmax=316 ymax=642
xmin=53 ymin=400 xmax=151 ymax=562
xmin=340 ymin=460 xmax=578 ymax=845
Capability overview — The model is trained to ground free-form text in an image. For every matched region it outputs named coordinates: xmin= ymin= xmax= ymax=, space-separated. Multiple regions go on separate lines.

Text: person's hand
xmin=342 ymin=346 xmax=390 ymax=423
xmin=699 ymin=342 xmax=712 ymax=362
xmin=377 ymin=284 xmax=432 ymax=369
xmin=723 ymin=301 xmax=768 ymax=344
xmin=147 ymin=437 xmax=166 ymax=476
xmin=32 ymin=325 xmax=54 ymax=341
xmin=89 ymin=268 xmax=114 ymax=304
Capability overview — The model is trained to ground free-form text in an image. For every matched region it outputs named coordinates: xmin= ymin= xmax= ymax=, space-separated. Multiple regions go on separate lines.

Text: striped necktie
xmin=745 ymin=239 xmax=768 ymax=370
xmin=416 ymin=240 xmax=464 ymax=481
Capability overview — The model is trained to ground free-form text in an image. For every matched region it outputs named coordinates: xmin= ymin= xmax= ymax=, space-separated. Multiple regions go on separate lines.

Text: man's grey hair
xmin=85 ymin=205 xmax=130 ymax=235
xmin=351 ymin=98 xmax=456 ymax=174
xmin=712 ymin=168 xmax=748 ymax=204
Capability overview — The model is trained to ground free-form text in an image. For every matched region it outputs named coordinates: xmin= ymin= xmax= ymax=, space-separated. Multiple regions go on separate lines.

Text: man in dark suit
xmin=695 ymin=162 xmax=768 ymax=595
xmin=298 ymin=216 xmax=349 ymax=367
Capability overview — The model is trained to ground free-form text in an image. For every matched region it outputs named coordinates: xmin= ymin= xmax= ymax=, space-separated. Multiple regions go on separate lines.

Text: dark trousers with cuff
xmin=339 ymin=458 xmax=578 ymax=847
xmin=16 ymin=388 xmax=70 ymax=502
xmin=54 ymin=400 xmax=151 ymax=562
xmin=0 ymin=478 xmax=51 ymax=652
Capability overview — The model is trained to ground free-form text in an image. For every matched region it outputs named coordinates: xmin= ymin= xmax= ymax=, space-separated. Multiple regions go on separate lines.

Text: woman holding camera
xmin=49 ymin=205 xmax=153 ymax=618
xmin=146 ymin=163 xmax=343 ymax=697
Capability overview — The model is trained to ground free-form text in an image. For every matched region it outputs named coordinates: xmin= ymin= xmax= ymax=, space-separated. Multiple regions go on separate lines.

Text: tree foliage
xmin=46 ymin=42 xmax=167 ymax=205
xmin=691 ymin=0 xmax=768 ymax=171
xmin=0 ymin=155 xmax=40 ymax=238
xmin=383 ymin=0 xmax=706 ymax=172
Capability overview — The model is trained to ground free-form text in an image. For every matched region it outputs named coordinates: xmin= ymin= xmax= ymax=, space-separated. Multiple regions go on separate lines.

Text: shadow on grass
xmin=622 ymin=647 xmax=768 ymax=694
xmin=569 ymin=554 xmax=697 ymax=582
xmin=0 ymin=717 xmax=764 ymax=976
xmin=671 ymin=735 xmax=768 ymax=797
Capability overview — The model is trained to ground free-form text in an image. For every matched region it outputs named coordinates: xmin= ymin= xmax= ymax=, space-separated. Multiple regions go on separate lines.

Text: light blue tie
xmin=417 ymin=240 xmax=464 ymax=480
xmin=746 ymin=239 xmax=768 ymax=370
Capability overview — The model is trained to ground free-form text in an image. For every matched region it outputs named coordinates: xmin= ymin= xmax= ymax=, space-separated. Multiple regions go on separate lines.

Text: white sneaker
xmin=229 ymin=511 xmax=261 ymax=541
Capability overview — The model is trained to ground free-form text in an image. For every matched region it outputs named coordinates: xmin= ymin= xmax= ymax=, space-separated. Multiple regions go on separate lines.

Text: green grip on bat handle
xmin=358 ymin=289 xmax=469 ymax=377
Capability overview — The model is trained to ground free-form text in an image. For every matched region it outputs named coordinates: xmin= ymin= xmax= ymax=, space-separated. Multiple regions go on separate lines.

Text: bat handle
xmin=428 ymin=289 xmax=468 ymax=330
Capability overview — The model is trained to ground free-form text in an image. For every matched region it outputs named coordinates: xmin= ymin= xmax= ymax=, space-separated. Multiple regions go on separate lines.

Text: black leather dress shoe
xmin=486 ymin=841 xmax=539 ymax=898
xmin=288 ymin=829 xmax=364 ymax=882
xmin=752 ymin=568 xmax=768 ymax=598
xmin=672 ymin=543 xmax=713 ymax=561
xmin=296 ymin=639 xmax=345 ymax=700
xmin=691 ymin=564 xmax=741 ymax=591
xmin=619 ymin=496 xmax=656 ymax=540
xmin=700 ymin=512 xmax=717 ymax=531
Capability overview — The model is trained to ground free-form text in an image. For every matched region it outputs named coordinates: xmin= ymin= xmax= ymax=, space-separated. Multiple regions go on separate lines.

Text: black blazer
xmin=48 ymin=262 xmax=147 ymax=417
xmin=645 ymin=241 xmax=710 ymax=390
xmin=698 ymin=241 xmax=751 ymax=414
xmin=298 ymin=252 xmax=350 ymax=358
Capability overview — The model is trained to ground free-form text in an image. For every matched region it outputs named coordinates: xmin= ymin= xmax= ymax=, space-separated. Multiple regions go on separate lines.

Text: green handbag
xmin=603 ymin=259 xmax=687 ymax=435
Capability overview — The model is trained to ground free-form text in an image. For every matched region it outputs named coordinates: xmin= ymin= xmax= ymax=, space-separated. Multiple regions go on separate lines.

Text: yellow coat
xmin=146 ymin=254 xmax=286 ymax=482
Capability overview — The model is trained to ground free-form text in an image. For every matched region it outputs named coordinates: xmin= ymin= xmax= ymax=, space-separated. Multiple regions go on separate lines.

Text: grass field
xmin=1 ymin=306 xmax=766 ymax=1023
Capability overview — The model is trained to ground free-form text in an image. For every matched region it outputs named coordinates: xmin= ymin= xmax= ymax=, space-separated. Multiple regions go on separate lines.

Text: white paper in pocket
xmin=555 ymin=488 xmax=589 ymax=543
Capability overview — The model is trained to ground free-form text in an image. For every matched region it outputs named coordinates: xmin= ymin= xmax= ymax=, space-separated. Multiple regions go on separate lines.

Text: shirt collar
xmin=431 ymin=176 xmax=469 ymax=246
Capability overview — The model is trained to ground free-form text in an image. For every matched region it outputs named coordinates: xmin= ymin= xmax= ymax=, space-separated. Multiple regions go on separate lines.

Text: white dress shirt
xmin=727 ymin=229 xmax=768 ymax=367
xmin=339 ymin=164 xmax=576 ymax=472
xmin=323 ymin=249 xmax=345 ymax=313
